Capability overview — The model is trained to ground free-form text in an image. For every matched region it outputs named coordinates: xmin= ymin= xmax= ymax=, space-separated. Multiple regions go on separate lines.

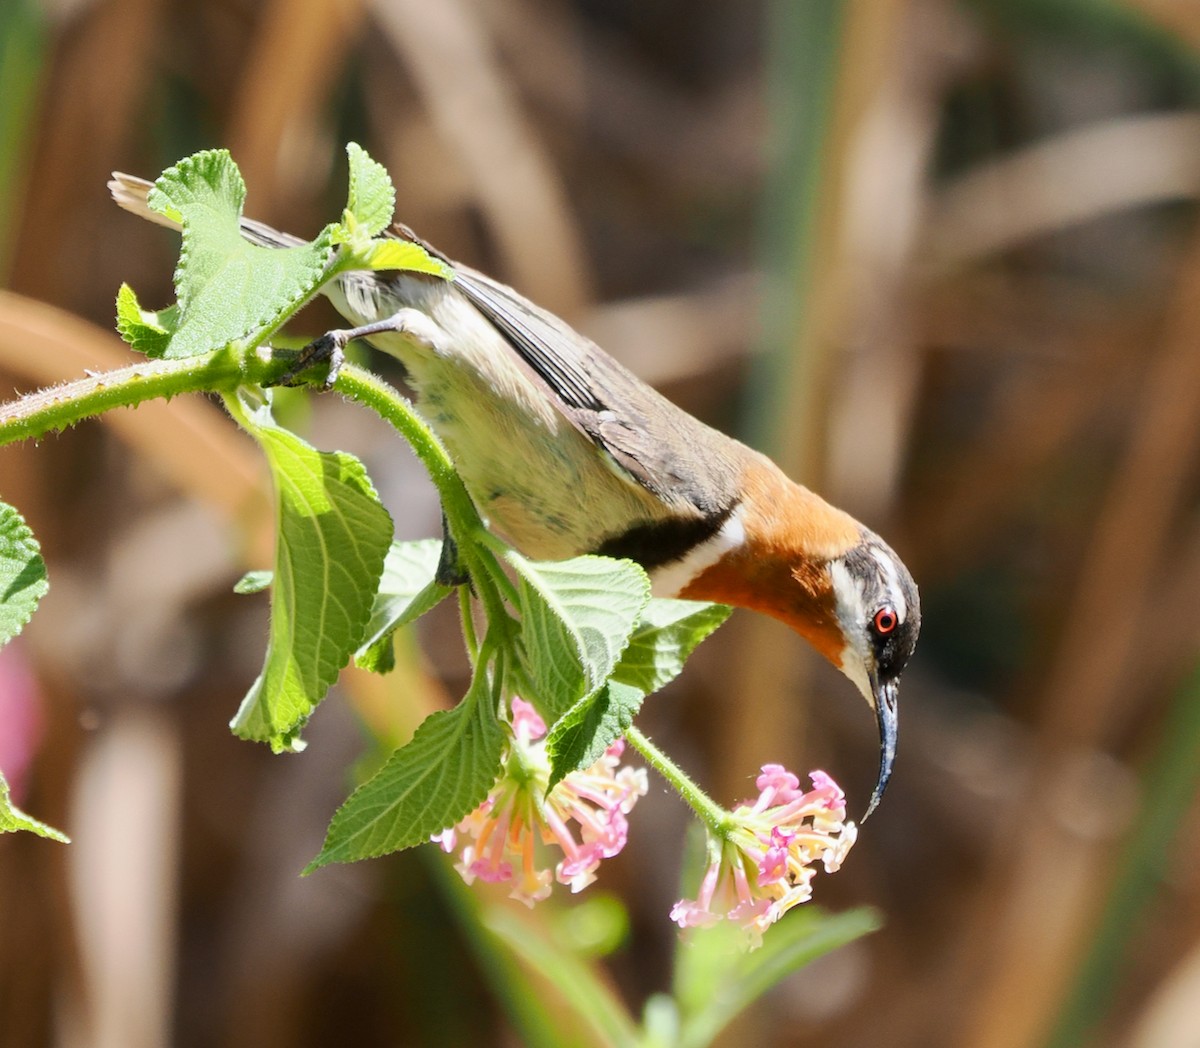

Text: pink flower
xmin=434 ymin=699 xmax=648 ymax=907
xmin=670 ymin=767 xmax=858 ymax=949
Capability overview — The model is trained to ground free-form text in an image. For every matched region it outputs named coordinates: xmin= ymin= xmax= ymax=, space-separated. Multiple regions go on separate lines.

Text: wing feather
xmin=404 ymin=233 xmax=743 ymax=518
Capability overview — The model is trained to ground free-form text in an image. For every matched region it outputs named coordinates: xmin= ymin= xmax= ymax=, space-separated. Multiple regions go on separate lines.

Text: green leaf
xmin=306 ymin=663 xmax=504 ymax=870
xmin=227 ymin=389 xmax=393 ymax=752
xmin=612 ymin=599 xmax=731 ymax=694
xmin=355 ymin=238 xmax=454 ymax=278
xmin=354 ymin=539 xmax=453 ymax=672
xmin=0 ymin=500 xmax=48 ymax=646
xmin=545 ymin=679 xmax=645 ymax=786
xmin=343 ymin=142 xmax=395 ymax=236
xmin=355 ymin=633 xmax=396 ymax=675
xmin=544 ymin=600 xmax=727 ymax=785
xmin=0 ymin=772 xmax=68 ymax=842
xmin=233 ymin=569 xmax=272 ymax=594
xmin=114 ymin=283 xmax=177 ymax=358
xmin=334 ymin=143 xmax=452 ymax=278
xmin=148 ymin=150 xmax=338 ymax=358
xmin=505 ymin=553 xmax=649 ymax=721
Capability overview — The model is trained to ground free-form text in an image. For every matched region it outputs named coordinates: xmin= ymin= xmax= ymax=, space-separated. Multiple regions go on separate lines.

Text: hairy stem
xmin=626 ymin=726 xmax=730 ymax=834
xmin=331 ymin=363 xmax=513 ymax=624
xmin=0 ymin=346 xmax=263 ymax=446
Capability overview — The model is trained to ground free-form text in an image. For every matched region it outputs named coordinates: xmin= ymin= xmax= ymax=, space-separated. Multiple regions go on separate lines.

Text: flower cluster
xmin=435 ymin=700 xmax=856 ymax=949
xmin=670 ymin=765 xmax=857 ymax=949
xmin=433 ymin=698 xmax=648 ymax=906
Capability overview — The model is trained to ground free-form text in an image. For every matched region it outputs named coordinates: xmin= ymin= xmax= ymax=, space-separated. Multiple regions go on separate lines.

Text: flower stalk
xmin=625 ymin=725 xmax=729 ymax=834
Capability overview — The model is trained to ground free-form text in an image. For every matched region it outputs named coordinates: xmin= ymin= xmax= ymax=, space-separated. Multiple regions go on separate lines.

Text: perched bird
xmin=110 ymin=173 xmax=920 ymax=817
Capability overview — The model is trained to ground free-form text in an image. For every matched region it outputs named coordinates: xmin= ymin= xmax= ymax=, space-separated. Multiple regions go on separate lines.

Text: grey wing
xmin=445 ymin=261 xmax=743 ymax=518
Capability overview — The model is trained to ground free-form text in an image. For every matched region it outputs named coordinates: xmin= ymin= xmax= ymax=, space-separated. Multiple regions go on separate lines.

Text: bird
xmin=110 ymin=172 xmax=920 ymax=818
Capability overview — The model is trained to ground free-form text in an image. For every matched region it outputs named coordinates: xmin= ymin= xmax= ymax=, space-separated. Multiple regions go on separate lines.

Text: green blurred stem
xmin=1044 ymin=656 xmax=1200 ymax=1048
xmin=423 ymin=851 xmax=569 ymax=1048
xmin=626 ymin=727 xmax=729 ymax=835
xmin=746 ymin=0 xmax=847 ymax=462
xmin=0 ymin=0 xmax=47 ymax=278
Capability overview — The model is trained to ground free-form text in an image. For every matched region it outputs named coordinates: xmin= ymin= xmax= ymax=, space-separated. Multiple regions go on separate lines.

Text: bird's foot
xmin=271 ymin=310 xmax=442 ymax=389
xmin=272 ymin=330 xmax=351 ymax=389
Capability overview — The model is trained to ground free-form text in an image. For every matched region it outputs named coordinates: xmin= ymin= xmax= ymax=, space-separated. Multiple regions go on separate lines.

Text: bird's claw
xmin=270 ymin=331 xmax=349 ymax=389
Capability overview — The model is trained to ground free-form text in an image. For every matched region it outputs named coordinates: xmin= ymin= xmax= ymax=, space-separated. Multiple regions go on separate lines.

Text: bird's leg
xmin=272 ymin=309 xmax=442 ymax=389
xmin=435 ymin=509 xmax=471 ymax=588
xmin=271 ymin=327 xmax=351 ymax=389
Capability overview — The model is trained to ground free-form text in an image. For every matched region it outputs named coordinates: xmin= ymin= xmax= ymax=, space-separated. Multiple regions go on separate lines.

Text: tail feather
xmin=108 ymin=171 xmax=304 ymax=249
xmin=108 ymin=172 xmax=178 ymax=231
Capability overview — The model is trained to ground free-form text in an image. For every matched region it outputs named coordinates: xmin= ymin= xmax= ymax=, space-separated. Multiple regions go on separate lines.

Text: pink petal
xmin=670 ymin=899 xmax=722 ymax=929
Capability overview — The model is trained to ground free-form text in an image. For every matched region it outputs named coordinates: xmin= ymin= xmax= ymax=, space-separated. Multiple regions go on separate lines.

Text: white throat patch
xmin=649 ymin=507 xmax=747 ymax=598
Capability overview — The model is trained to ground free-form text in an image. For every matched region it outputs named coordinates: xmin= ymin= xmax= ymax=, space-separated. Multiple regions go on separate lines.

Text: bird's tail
xmin=108 ymin=172 xmax=304 ymax=249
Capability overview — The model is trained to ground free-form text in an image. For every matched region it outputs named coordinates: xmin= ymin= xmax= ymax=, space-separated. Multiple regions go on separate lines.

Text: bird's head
xmin=671 ymin=463 xmax=921 ymax=819
xmin=824 ymin=531 xmax=920 ymax=819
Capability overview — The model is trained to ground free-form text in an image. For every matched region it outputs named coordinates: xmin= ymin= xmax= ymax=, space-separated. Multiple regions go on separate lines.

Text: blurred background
xmin=2 ymin=0 xmax=1200 ymax=1045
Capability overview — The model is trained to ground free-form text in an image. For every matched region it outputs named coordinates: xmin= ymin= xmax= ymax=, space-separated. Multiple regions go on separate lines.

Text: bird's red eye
xmin=873 ymin=607 xmax=898 ymax=635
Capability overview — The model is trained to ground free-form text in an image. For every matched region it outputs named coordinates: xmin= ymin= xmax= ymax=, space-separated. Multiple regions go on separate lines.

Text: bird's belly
xmin=411 ymin=363 xmax=662 ymax=559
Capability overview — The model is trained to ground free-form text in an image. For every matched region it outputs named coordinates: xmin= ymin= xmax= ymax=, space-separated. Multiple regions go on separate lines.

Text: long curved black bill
xmin=863 ymin=674 xmax=898 ymax=821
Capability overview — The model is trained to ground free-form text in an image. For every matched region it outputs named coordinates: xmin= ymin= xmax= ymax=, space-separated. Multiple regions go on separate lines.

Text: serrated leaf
xmin=0 ymin=773 xmax=68 ymax=842
xmin=233 ymin=569 xmax=272 ymax=594
xmin=114 ymin=283 xmax=177 ymax=358
xmin=546 ymin=679 xmax=645 ymax=786
xmin=355 ymin=584 xmax=454 ymax=672
xmin=612 ymin=599 xmax=731 ymax=694
xmin=505 ymin=553 xmax=649 ymax=720
xmin=344 ymin=142 xmax=395 ymax=236
xmin=305 ymin=665 xmax=504 ymax=870
xmin=546 ymin=600 xmax=728 ymax=785
xmin=0 ymin=501 xmax=48 ymax=647
xmin=147 ymin=150 xmax=338 ymax=358
xmin=354 ymin=539 xmax=452 ymax=672
xmin=227 ymin=390 xmax=392 ymax=752
xmin=334 ymin=143 xmax=451 ymax=279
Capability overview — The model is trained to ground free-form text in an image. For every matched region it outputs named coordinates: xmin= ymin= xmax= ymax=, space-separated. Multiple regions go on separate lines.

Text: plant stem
xmin=0 ymin=337 xmax=524 ymax=628
xmin=0 ymin=346 xmax=258 ymax=446
xmin=459 ymin=586 xmax=479 ymax=663
xmin=626 ymin=726 xmax=730 ymax=835
xmin=331 ymin=363 xmax=514 ymax=624
xmin=332 ymin=364 xmax=474 ymax=525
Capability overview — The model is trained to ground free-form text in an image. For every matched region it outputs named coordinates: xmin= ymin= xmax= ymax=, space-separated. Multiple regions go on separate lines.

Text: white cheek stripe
xmin=649 ymin=507 xmax=747 ymax=598
xmin=829 ymin=559 xmax=867 ymax=631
